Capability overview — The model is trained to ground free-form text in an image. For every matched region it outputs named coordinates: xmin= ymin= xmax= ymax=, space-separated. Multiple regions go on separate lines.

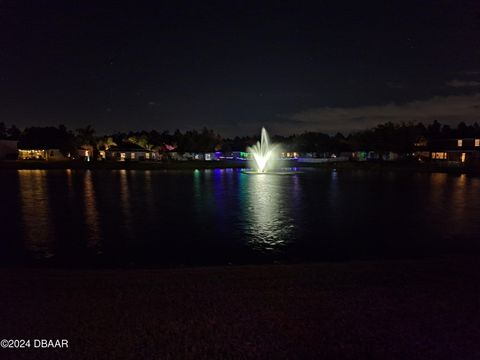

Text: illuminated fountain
xmin=248 ymin=127 xmax=277 ymax=173
xmin=244 ymin=127 xmax=300 ymax=175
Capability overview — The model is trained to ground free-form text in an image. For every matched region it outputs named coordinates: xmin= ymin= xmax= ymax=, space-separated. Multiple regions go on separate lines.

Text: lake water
xmin=1 ymin=168 xmax=480 ymax=267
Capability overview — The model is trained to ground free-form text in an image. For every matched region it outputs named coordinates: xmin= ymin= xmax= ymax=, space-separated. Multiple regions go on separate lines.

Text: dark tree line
xmin=0 ymin=122 xmax=21 ymax=140
xmin=4 ymin=120 xmax=480 ymax=157
xmin=347 ymin=121 xmax=480 ymax=153
xmin=276 ymin=121 xmax=480 ymax=154
xmin=108 ymin=127 xmax=223 ymax=152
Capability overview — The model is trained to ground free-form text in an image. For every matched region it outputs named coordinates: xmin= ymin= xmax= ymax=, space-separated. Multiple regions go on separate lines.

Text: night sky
xmin=2 ymin=0 xmax=480 ymax=136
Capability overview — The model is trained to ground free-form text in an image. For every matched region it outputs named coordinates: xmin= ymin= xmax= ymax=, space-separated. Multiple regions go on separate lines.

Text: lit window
xmin=120 ymin=153 xmax=126 ymax=160
xmin=475 ymin=139 xmax=480 ymax=147
xmin=457 ymin=139 xmax=463 ymax=147
xmin=145 ymin=153 xmax=150 ymax=159
xmin=432 ymin=152 xmax=447 ymax=160
xmin=461 ymin=153 xmax=466 ymax=163
xmin=131 ymin=153 xmax=135 ymax=159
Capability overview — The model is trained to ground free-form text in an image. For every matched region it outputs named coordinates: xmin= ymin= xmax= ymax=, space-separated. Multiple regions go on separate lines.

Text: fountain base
xmin=241 ymin=170 xmax=302 ymax=175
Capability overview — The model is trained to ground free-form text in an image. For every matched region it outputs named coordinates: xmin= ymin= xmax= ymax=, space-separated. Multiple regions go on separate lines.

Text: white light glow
xmin=247 ymin=127 xmax=277 ymax=173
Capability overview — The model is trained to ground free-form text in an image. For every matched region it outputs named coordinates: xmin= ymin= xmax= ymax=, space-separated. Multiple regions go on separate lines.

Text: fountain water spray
xmin=247 ymin=127 xmax=277 ymax=173
xmin=243 ymin=127 xmax=301 ymax=175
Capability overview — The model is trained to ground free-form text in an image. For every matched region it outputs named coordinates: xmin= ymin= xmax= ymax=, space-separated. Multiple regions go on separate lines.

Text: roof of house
xmin=107 ymin=142 xmax=152 ymax=152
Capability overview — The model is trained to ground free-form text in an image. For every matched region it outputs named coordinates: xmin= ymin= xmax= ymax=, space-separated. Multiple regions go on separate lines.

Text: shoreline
xmin=1 ymin=159 xmax=479 ymax=175
xmin=1 ymin=257 xmax=480 ymax=359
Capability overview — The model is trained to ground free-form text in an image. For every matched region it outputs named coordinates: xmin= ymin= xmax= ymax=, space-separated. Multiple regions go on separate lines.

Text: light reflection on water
xmin=242 ymin=174 xmax=297 ymax=252
xmin=119 ymin=169 xmax=134 ymax=239
xmin=3 ymin=168 xmax=480 ymax=265
xmin=83 ymin=170 xmax=101 ymax=250
xmin=18 ymin=170 xmax=54 ymax=257
xmin=425 ymin=173 xmax=480 ymax=238
xmin=143 ymin=170 xmax=155 ymax=215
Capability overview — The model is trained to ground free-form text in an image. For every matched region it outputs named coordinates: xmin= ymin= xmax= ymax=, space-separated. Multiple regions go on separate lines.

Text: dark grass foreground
xmin=1 ymin=258 xmax=480 ymax=360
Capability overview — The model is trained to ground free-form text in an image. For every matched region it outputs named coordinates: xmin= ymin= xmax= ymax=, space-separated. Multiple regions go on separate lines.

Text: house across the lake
xmin=77 ymin=145 xmax=94 ymax=161
xmin=18 ymin=148 xmax=68 ymax=160
xmin=17 ymin=129 xmax=73 ymax=161
xmin=219 ymin=151 xmax=251 ymax=160
xmin=103 ymin=143 xmax=155 ymax=161
xmin=419 ymin=138 xmax=480 ymax=166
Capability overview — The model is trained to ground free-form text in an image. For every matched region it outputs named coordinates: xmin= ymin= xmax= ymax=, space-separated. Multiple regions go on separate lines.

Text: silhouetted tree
xmin=7 ymin=125 xmax=21 ymax=140
xmin=18 ymin=126 xmax=77 ymax=156
xmin=76 ymin=125 xmax=96 ymax=146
